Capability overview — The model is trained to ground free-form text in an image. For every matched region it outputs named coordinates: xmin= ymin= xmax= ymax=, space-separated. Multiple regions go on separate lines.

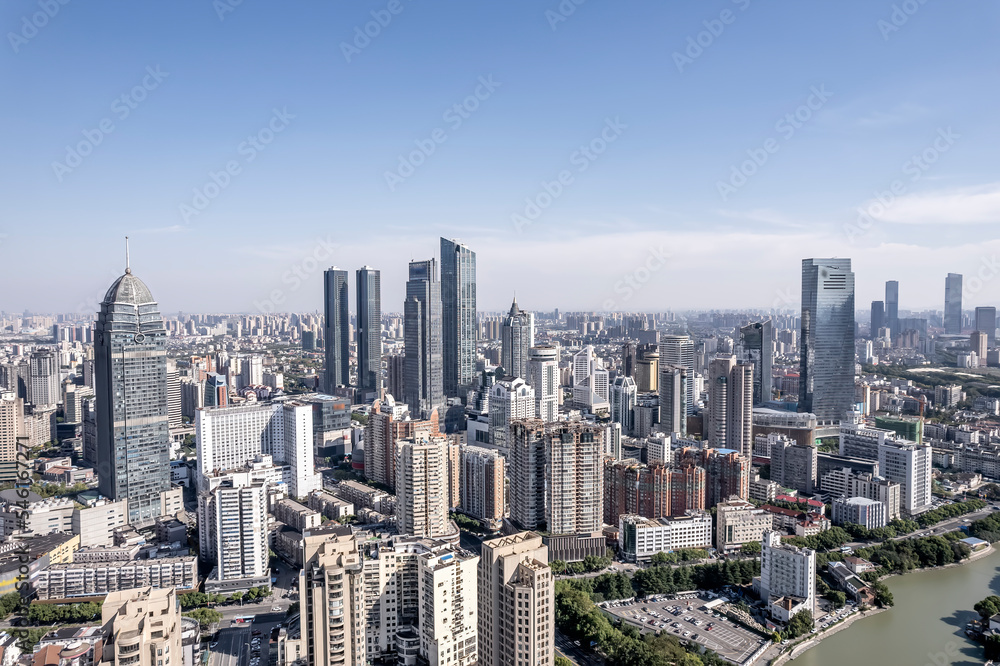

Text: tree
xmin=740 ymin=541 xmax=761 ymax=556
xmin=0 ymin=593 xmax=21 ymax=619
xmin=554 ymin=657 xmax=573 ymax=666
xmin=976 ymin=595 xmax=1000 ymax=619
xmin=872 ymin=581 xmax=894 ymax=608
xmin=786 ymin=610 xmax=813 ymax=638
xmin=824 ymin=590 xmax=847 ymax=608
xmin=184 ymin=608 xmax=222 ymax=629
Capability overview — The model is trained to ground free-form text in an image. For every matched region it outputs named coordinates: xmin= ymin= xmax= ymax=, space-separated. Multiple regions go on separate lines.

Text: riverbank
xmin=766 ymin=543 xmax=995 ymax=665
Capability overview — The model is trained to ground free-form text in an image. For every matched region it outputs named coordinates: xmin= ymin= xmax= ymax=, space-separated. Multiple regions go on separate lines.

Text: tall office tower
xmin=27 ymin=349 xmax=59 ymax=407
xmin=300 ymin=527 xmax=367 ymax=666
xmin=440 ymin=238 xmax=477 ymax=399
xmin=460 ymin=445 xmax=506 ymax=530
xmin=658 ymin=364 xmax=687 ymax=436
xmin=165 ymin=360 xmax=182 ymax=428
xmin=323 ymin=267 xmax=350 ymax=392
xmin=635 ymin=346 xmax=659 ymax=392
xmin=100 ymin=587 xmax=182 ymax=666
xmin=878 ymin=439 xmax=932 ymax=516
xmin=885 ymin=280 xmax=899 ymax=337
xmin=800 ymin=258 xmax=856 ymax=422
xmin=944 ymin=273 xmax=963 ymax=335
xmin=660 ymin=335 xmax=696 ymax=414
xmin=546 ymin=421 xmax=603 ymax=536
xmin=204 ymin=372 xmax=228 ymax=408
xmin=971 ymin=331 xmax=989 ymax=363
xmin=478 ymin=532 xmax=553 ymax=666
xmin=418 ymin=547 xmax=480 ymax=666
xmin=404 ymin=259 xmax=444 ymax=419
xmin=706 ymin=356 xmax=735 ymax=447
xmin=610 ymin=375 xmax=637 ymax=435
xmin=758 ymin=531 xmax=816 ymax=622
xmin=509 ymin=419 xmax=547 ymax=531
xmin=526 ymin=345 xmax=559 ymax=422
xmin=387 ymin=352 xmax=405 ymax=401
xmin=571 ymin=345 xmax=609 ymax=411
xmin=356 ymin=266 xmax=383 ymax=398
xmin=396 ymin=435 xmax=451 ymax=538
xmin=197 ymin=478 xmax=269 ymax=588
xmin=976 ymin=306 xmax=997 ymax=347
xmin=0 ymin=392 xmax=23 ymax=482
xmin=738 ymin=320 xmax=773 ymax=405
xmin=95 ymin=261 xmax=171 ymax=523
xmin=622 ymin=341 xmax=638 ymax=378
xmin=870 ymin=301 xmax=885 ymax=336
xmin=488 ymin=377 xmax=535 ymax=454
xmin=500 ymin=298 xmax=531 ymax=379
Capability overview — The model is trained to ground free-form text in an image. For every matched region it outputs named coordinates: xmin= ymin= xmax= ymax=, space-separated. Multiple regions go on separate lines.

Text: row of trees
xmin=649 ymin=549 xmax=709 ymax=565
xmin=969 ymin=510 xmax=1000 ymax=543
xmin=915 ymin=499 xmax=987 ymax=527
xmin=551 ymin=554 xmax=614 ymax=575
xmin=854 ymin=532 xmax=972 ymax=574
xmin=184 ymin=607 xmax=223 ymax=629
xmin=559 ymin=558 xmax=761 ymax=603
xmin=27 ymin=601 xmax=102 ymax=624
xmin=178 ymin=587 xmax=271 ymax=609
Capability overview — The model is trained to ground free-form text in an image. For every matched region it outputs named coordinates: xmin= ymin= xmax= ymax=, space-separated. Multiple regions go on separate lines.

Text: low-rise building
xmin=33 ymin=555 xmax=197 ymax=601
xmin=831 ymin=497 xmax=886 ymax=530
xmin=274 ymin=498 xmax=321 ymax=532
xmin=716 ymin=498 xmax=771 ymax=553
xmin=619 ymin=511 xmax=712 ymax=562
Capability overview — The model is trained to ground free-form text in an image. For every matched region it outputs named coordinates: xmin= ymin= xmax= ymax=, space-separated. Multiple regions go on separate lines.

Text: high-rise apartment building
xmin=197 ymin=478 xmax=270 ymax=590
xmin=477 ymin=532 xmax=553 ymax=666
xmin=404 ymin=259 xmax=444 ymax=419
xmin=800 ymin=258 xmax=856 ymax=421
xmin=165 ymin=360 xmax=182 ymax=428
xmin=488 ymin=377 xmax=536 ymax=455
xmin=28 ymin=349 xmax=59 ymax=408
xmin=0 ymin=392 xmax=23 ymax=482
xmin=500 ymin=298 xmax=531 ymax=380
xmin=396 ymin=436 xmax=451 ymax=538
xmin=95 ymin=263 xmax=171 ymax=523
xmin=610 ymin=376 xmax=637 ymax=435
xmin=363 ymin=395 xmax=440 ymax=490
xmin=971 ymin=331 xmax=989 ymax=363
xmin=460 ymin=445 xmax=505 ymax=530
xmin=769 ymin=436 xmax=817 ymax=494
xmin=300 ymin=527 xmax=367 ymax=666
xmin=418 ymin=546 xmax=479 ymax=666
xmin=509 ymin=420 xmax=547 ymax=531
xmin=705 ymin=355 xmax=753 ymax=457
xmin=878 ymin=439 xmax=932 ymax=516
xmin=323 ymin=268 xmax=350 ymax=392
xmin=546 ymin=421 xmax=603 ymax=536
xmin=738 ymin=320 xmax=773 ymax=406
xmin=659 ymin=335 xmax=695 ymax=414
xmin=658 ymin=364 xmax=687 ymax=436
xmin=757 ymin=530 xmax=816 ymax=622
xmin=440 ymin=238 xmax=477 ymax=399
xmin=944 ymin=273 xmax=963 ymax=335
xmin=975 ymin=306 xmax=997 ymax=347
xmin=356 ymin=266 xmax=383 ymax=398
xmin=100 ymin=587 xmax=183 ymax=666
xmin=679 ymin=447 xmax=750 ymax=507
xmin=526 ymin=345 xmax=559 ymax=423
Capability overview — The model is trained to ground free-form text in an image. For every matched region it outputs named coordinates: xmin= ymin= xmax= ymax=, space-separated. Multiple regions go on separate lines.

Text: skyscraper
xmin=610 ymin=375 xmax=637 ymax=435
xmin=526 ymin=345 xmax=559 ymax=422
xmin=95 ymin=257 xmax=171 ymax=523
xmin=323 ymin=267 xmax=350 ymax=392
xmin=738 ymin=320 xmax=772 ymax=406
xmin=27 ymin=350 xmax=59 ymax=408
xmin=870 ymin=300 xmax=885 ymax=336
xmin=945 ymin=273 xmax=963 ymax=335
xmin=396 ymin=435 xmax=451 ymax=538
xmin=658 ymin=364 xmax=687 ymax=436
xmin=488 ymin=376 xmax=535 ymax=454
xmin=404 ymin=259 xmax=444 ymax=419
xmin=356 ymin=266 xmax=382 ymax=397
xmin=885 ymin=280 xmax=899 ymax=337
xmin=706 ymin=356 xmax=752 ymax=455
xmin=660 ymin=335 xmax=696 ymax=414
xmin=975 ymin=306 xmax=997 ymax=347
xmin=800 ymin=258 xmax=856 ymax=421
xmin=440 ymin=238 xmax=477 ymax=399
xmin=500 ymin=297 xmax=531 ymax=379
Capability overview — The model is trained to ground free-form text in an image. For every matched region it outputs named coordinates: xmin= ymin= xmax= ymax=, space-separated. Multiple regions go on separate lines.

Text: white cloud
xmin=870 ymin=182 xmax=1000 ymax=225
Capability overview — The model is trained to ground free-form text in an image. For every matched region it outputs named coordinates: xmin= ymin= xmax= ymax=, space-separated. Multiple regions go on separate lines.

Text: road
xmin=211 ymin=626 xmax=252 ymax=666
xmin=555 ymin=628 xmax=605 ymax=665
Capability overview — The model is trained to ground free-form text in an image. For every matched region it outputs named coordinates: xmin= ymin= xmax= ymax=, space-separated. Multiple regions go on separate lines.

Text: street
xmin=211 ymin=626 xmax=252 ymax=666
xmin=555 ymin=628 xmax=605 ymax=665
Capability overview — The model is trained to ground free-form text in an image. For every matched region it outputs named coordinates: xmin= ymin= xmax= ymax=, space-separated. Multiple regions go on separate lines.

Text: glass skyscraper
xmin=944 ymin=272 xmax=963 ymax=335
xmin=738 ymin=320 xmax=773 ymax=406
xmin=885 ymin=280 xmax=899 ymax=337
xmin=323 ymin=268 xmax=350 ymax=392
xmin=356 ymin=266 xmax=382 ymax=398
xmin=659 ymin=334 xmax=696 ymax=414
xmin=404 ymin=259 xmax=444 ymax=418
xmin=440 ymin=238 xmax=477 ymax=399
xmin=500 ymin=298 xmax=531 ymax=380
xmin=95 ymin=263 xmax=171 ymax=523
xmin=975 ymin=306 xmax=997 ymax=347
xmin=800 ymin=258 xmax=856 ymax=421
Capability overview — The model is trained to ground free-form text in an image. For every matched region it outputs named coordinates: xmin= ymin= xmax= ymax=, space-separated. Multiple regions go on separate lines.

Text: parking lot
xmin=600 ymin=595 xmax=768 ymax=665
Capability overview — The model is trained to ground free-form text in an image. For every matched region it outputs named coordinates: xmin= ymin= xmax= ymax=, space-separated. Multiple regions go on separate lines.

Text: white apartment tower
xmin=488 ymin=376 xmax=536 ymax=455
xmin=526 ymin=345 xmax=559 ymax=422
xmin=418 ymin=547 xmax=479 ymax=666
xmin=878 ymin=439 xmax=932 ymax=516
xmin=758 ymin=530 xmax=816 ymax=623
xmin=198 ymin=478 xmax=270 ymax=588
xmin=396 ymin=436 xmax=451 ymax=538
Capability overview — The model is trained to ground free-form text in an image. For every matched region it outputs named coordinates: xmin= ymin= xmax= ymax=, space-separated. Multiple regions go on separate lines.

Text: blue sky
xmin=2 ymin=0 xmax=999 ymax=315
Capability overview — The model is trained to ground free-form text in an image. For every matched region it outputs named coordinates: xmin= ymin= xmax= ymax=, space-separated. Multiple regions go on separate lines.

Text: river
xmin=790 ymin=549 xmax=1000 ymax=666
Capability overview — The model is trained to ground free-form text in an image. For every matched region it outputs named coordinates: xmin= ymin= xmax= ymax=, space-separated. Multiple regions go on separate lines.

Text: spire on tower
xmin=125 ymin=236 xmax=131 ymax=274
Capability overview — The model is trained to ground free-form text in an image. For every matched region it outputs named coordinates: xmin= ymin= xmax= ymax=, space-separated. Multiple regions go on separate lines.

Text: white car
xmin=272 ymin=606 xmax=281 ymax=611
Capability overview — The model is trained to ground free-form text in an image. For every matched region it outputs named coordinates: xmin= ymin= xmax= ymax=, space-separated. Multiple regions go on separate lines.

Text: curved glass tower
xmin=95 ymin=264 xmax=171 ymax=523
